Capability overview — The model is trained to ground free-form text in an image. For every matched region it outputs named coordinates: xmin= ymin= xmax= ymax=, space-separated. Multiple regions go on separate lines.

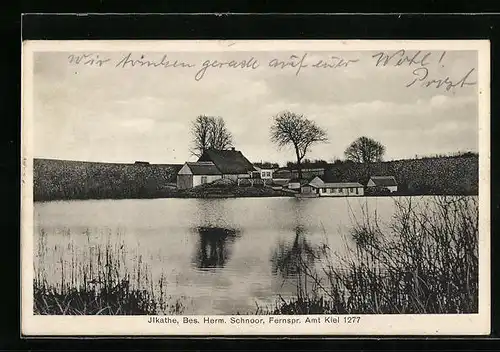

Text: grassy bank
xmin=180 ymin=180 xmax=289 ymax=198
xmin=271 ymin=195 xmax=479 ymax=314
xmin=34 ymin=230 xmax=184 ymax=315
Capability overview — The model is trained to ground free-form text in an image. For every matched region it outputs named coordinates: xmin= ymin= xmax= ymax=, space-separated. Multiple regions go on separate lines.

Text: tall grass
xmin=273 ymin=196 xmax=479 ymax=314
xmin=34 ymin=229 xmax=184 ymax=315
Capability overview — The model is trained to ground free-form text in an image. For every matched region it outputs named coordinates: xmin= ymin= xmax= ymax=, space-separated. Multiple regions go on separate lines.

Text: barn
xmin=367 ymin=176 xmax=398 ymax=193
xmin=197 ymin=148 xmax=256 ymax=181
xmin=176 ymin=161 xmax=222 ymax=189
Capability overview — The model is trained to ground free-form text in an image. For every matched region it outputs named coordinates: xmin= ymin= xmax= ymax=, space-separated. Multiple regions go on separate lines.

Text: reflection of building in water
xmin=193 ymin=226 xmax=241 ymax=269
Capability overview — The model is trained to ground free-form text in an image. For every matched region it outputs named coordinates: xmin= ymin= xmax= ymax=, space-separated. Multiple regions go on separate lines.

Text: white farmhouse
xmin=176 ymin=162 xmax=222 ymax=189
xmin=177 ymin=148 xmax=258 ymax=189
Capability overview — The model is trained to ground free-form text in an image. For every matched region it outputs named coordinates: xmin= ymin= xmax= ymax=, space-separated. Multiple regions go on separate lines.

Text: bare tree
xmin=270 ymin=111 xmax=328 ymax=179
xmin=208 ymin=117 xmax=233 ymax=152
xmin=344 ymin=136 xmax=386 ymax=163
xmin=191 ymin=115 xmax=212 ymax=156
xmin=190 ymin=115 xmax=234 ymax=157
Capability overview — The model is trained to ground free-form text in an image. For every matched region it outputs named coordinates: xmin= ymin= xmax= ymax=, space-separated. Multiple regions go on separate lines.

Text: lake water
xmin=33 ymin=196 xmax=413 ymax=315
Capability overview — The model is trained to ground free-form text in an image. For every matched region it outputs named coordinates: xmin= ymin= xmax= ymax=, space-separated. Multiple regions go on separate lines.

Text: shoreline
xmin=33 ymin=191 xmax=478 ymax=203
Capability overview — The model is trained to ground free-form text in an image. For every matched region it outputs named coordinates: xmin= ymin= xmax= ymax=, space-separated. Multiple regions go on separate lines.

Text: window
xmin=356 ymin=187 xmax=359 ymax=194
xmin=322 ymin=188 xmax=326 ymax=193
xmin=201 ymin=176 xmax=207 ymax=184
xmin=338 ymin=188 xmax=343 ymax=193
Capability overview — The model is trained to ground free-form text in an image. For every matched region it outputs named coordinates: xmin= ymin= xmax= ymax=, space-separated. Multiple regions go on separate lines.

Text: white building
xmin=177 ymin=148 xmax=259 ymax=189
xmin=303 ymin=176 xmax=364 ymax=197
xmin=366 ymin=176 xmax=398 ymax=193
xmin=176 ymin=162 xmax=222 ymax=189
xmin=259 ymin=169 xmax=274 ymax=180
xmin=252 ymin=166 xmax=275 ymax=180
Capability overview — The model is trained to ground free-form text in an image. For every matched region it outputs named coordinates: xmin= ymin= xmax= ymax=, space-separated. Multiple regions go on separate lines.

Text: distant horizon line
xmin=33 ymin=150 xmax=479 ymax=166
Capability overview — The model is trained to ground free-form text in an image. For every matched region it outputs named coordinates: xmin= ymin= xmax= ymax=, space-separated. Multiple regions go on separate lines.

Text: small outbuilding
xmin=366 ymin=176 xmax=398 ymax=193
xmin=303 ymin=176 xmax=364 ymax=197
xmin=252 ymin=165 xmax=276 ymax=186
xmin=258 ymin=168 xmax=274 ymax=180
xmin=176 ymin=161 xmax=222 ymax=189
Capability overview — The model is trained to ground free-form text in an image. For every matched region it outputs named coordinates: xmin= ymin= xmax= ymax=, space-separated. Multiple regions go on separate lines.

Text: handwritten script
xmin=67 ymin=50 xmax=477 ymax=91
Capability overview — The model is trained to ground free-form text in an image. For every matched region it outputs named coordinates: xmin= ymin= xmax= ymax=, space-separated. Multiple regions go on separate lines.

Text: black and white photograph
xmin=21 ymin=40 xmax=490 ymax=335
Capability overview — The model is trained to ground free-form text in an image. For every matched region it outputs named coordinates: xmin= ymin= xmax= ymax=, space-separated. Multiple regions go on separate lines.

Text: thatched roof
xmin=198 ymin=149 xmax=255 ymax=174
xmin=185 ymin=162 xmax=221 ymax=175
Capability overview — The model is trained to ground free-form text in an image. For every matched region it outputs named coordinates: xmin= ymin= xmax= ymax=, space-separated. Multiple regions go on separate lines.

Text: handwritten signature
xmin=406 ymin=67 xmax=477 ymax=91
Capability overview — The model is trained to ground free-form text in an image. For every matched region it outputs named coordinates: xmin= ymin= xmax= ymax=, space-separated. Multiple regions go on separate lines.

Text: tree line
xmin=190 ymin=111 xmax=387 ymax=179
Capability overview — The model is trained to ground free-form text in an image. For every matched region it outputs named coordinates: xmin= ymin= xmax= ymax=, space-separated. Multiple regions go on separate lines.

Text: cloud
xmin=120 ymin=118 xmax=156 ymax=132
xmin=32 ymin=50 xmax=479 ymax=164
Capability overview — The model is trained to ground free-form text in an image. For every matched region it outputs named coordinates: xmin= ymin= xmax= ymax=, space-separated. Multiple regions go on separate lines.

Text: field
xmin=324 ymin=154 xmax=478 ymax=195
xmin=33 ymin=159 xmax=182 ymax=201
xmin=33 ymin=154 xmax=479 ymax=201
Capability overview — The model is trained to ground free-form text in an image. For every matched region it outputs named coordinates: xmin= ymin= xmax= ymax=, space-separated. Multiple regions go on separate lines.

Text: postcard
xmin=21 ymin=39 xmax=490 ymax=336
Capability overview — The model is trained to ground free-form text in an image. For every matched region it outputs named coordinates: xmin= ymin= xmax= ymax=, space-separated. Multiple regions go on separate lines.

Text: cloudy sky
xmin=32 ymin=49 xmax=478 ymax=165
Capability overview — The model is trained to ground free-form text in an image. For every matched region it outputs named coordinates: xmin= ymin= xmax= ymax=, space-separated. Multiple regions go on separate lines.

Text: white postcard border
xmin=21 ymin=39 xmax=491 ymax=336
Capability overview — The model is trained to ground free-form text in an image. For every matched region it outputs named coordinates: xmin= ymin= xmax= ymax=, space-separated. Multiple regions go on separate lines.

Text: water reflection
xmin=193 ymin=226 xmax=241 ymax=269
xmin=271 ymin=225 xmax=317 ymax=278
xmin=270 ymin=200 xmax=320 ymax=279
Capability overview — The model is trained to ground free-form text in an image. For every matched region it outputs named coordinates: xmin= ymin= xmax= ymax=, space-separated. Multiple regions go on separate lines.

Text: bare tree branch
xmin=190 ymin=115 xmax=234 ymax=157
xmin=270 ymin=111 xmax=328 ymax=179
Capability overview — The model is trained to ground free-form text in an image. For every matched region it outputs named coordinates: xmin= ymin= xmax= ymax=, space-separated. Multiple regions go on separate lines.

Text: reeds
xmin=273 ymin=195 xmax=479 ymax=314
xmin=33 ymin=229 xmax=184 ymax=315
